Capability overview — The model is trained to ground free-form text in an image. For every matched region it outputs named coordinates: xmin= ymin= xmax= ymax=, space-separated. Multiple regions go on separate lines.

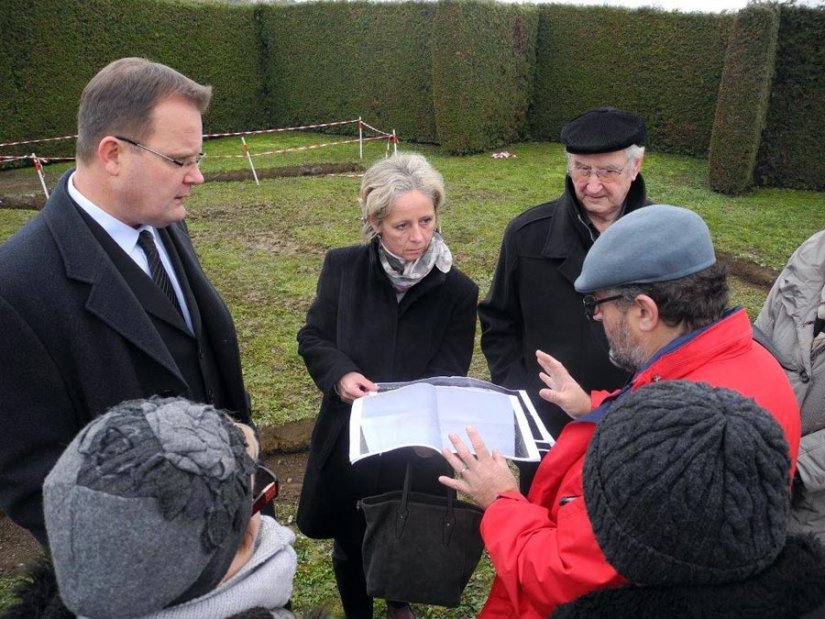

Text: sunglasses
xmin=252 ymin=464 xmax=279 ymax=514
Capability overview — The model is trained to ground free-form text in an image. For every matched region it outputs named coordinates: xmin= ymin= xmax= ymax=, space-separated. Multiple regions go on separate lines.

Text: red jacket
xmin=479 ymin=308 xmax=801 ymax=619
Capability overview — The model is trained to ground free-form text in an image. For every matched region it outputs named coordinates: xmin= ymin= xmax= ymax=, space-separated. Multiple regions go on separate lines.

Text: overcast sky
xmin=498 ymin=0 xmax=824 ymax=13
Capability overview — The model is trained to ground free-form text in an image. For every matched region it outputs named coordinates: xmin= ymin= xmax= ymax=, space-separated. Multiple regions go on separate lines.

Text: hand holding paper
xmin=439 ymin=426 xmax=519 ymax=509
xmin=337 ymin=371 xmax=378 ymax=404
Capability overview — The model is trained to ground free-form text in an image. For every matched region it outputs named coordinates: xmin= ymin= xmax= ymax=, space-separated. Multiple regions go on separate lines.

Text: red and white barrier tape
xmin=0 ymin=154 xmax=74 ymax=162
xmin=203 ymin=119 xmax=359 ymax=140
xmin=0 ymin=134 xmax=77 ymax=148
xmin=208 ymin=135 xmax=389 ymax=159
xmin=2 ymin=118 xmax=390 ymax=152
xmin=359 ymin=120 xmax=392 ymax=138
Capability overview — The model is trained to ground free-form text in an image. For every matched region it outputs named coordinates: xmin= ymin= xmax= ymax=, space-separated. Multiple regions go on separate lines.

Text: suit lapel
xmin=43 ymin=174 xmax=186 ymax=383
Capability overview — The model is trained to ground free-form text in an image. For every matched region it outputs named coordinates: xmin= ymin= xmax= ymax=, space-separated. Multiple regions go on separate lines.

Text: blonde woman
xmin=297 ymin=153 xmax=478 ymax=619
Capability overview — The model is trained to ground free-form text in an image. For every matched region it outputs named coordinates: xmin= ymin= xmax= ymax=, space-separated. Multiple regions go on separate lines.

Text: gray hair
xmin=359 ymin=152 xmax=445 ymax=242
xmin=76 ymin=57 xmax=212 ymax=163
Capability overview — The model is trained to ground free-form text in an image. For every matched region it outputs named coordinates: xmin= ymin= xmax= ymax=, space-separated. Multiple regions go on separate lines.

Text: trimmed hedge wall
xmin=258 ymin=2 xmax=437 ymax=143
xmin=1 ymin=0 xmax=825 ymax=190
xmin=755 ymin=6 xmax=825 ymax=191
xmin=0 ymin=0 xmax=266 ymax=159
xmin=530 ymin=5 xmax=732 ymax=157
xmin=431 ymin=1 xmax=538 ymax=154
xmin=708 ymin=6 xmax=779 ymax=195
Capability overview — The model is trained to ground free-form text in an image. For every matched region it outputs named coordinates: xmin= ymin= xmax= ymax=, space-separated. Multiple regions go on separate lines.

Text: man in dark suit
xmin=0 ymin=57 xmax=251 ymax=546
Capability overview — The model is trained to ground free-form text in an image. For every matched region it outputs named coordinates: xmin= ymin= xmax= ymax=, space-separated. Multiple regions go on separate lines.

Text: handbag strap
xmin=442 ymin=473 xmax=457 ymax=546
xmin=396 ymin=462 xmax=412 ymax=538
xmin=396 ymin=461 xmax=458 ymax=545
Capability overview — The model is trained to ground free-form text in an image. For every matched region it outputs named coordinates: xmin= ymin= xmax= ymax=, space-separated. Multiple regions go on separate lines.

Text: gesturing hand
xmin=536 ymin=350 xmax=591 ymax=419
xmin=336 ymin=372 xmax=378 ymax=404
xmin=438 ymin=426 xmax=519 ymax=509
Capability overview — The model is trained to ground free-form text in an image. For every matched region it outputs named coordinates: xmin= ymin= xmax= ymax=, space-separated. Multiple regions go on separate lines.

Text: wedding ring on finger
xmin=459 ymin=466 xmax=468 ymax=476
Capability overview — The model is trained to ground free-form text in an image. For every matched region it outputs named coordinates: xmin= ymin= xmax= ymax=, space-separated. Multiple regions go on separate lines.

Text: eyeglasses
xmin=115 ymin=135 xmax=205 ymax=169
xmin=252 ymin=464 xmax=279 ymax=514
xmin=569 ymin=164 xmax=624 ymax=182
xmin=582 ymin=294 xmax=624 ymax=320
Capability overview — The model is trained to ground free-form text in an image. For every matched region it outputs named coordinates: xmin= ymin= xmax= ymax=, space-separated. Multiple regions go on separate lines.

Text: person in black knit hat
xmin=552 ymin=380 xmax=825 ymax=618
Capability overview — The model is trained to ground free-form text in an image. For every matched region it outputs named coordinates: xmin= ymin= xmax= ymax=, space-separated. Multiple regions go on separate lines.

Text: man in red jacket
xmin=440 ymin=205 xmax=801 ymax=619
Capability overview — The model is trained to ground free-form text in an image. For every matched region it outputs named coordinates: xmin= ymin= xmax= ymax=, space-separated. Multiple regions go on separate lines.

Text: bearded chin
xmin=608 ymin=348 xmax=639 ymax=373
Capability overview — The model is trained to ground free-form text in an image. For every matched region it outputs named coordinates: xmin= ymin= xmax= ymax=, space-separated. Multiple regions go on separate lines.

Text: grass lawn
xmin=0 ymin=132 xmax=823 ymax=616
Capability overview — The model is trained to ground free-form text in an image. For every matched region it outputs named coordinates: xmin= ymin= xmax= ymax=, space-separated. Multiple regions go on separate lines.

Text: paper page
xmin=519 ymin=392 xmax=556 ymax=451
xmin=378 ymin=376 xmax=518 ymax=395
xmin=350 ymin=378 xmax=547 ymax=463
xmin=432 ymin=387 xmax=540 ymax=461
xmin=350 ymin=383 xmax=441 ymax=462
xmin=433 ymin=386 xmax=515 ymax=453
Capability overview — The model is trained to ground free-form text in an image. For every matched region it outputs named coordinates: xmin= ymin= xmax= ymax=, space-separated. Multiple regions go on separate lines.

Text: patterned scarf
xmin=378 ymin=231 xmax=453 ymax=295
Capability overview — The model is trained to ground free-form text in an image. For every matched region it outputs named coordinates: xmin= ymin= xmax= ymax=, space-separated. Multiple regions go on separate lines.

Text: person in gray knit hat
xmin=38 ymin=397 xmax=298 ymax=619
xmin=552 ymin=380 xmax=825 ymax=618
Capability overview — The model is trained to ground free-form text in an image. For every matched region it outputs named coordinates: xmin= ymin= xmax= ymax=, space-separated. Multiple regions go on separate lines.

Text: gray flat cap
xmin=574 ymin=205 xmax=716 ymax=293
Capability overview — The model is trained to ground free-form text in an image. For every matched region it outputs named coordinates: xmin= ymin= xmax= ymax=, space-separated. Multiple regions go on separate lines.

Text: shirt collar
xmin=67 ymin=171 xmax=144 ymax=255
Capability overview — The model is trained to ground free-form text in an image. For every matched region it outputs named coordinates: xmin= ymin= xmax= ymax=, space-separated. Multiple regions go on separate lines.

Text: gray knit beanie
xmin=584 ymin=381 xmax=791 ymax=586
xmin=44 ymin=397 xmax=255 ymax=619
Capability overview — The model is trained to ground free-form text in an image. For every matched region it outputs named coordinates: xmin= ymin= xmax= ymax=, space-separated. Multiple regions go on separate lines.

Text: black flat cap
xmin=561 ymin=107 xmax=647 ymax=154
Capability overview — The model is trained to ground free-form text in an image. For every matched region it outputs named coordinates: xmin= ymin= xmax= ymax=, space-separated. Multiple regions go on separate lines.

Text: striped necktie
xmin=137 ymin=230 xmax=183 ymax=316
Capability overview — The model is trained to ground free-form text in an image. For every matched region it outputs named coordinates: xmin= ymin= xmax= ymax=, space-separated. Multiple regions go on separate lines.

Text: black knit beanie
xmin=584 ymin=380 xmax=791 ymax=586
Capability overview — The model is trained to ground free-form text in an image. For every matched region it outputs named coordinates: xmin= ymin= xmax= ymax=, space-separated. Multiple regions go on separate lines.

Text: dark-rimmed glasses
xmin=115 ymin=135 xmax=205 ymax=169
xmin=252 ymin=464 xmax=279 ymax=514
xmin=582 ymin=294 xmax=623 ymax=320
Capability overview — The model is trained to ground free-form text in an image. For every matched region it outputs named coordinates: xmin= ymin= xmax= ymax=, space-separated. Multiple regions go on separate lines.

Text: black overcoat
xmin=0 ymin=171 xmax=250 ymax=544
xmin=478 ymin=175 xmax=649 ymax=438
xmin=296 ymin=242 xmax=478 ymax=539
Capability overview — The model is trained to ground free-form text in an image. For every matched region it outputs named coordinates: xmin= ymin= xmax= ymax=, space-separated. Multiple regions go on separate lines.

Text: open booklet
xmin=349 ymin=376 xmax=555 ymax=464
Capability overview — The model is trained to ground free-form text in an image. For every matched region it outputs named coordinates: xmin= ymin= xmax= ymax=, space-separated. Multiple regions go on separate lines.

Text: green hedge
xmin=259 ymin=2 xmax=437 ymax=143
xmin=530 ymin=5 xmax=732 ymax=157
xmin=755 ymin=6 xmax=825 ymax=191
xmin=707 ymin=5 xmax=779 ymax=195
xmin=431 ymin=1 xmax=537 ymax=154
xmin=0 ymin=0 xmax=266 ymax=160
xmin=2 ymin=0 xmax=825 ymax=190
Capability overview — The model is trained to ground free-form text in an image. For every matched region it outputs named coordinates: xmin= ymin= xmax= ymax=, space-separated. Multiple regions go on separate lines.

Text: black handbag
xmin=358 ymin=462 xmax=485 ymax=608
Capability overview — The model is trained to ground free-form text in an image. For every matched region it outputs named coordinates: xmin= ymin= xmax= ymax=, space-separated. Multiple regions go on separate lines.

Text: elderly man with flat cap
xmin=478 ymin=107 xmax=650 ymax=493
xmin=440 ymin=205 xmax=802 ymax=619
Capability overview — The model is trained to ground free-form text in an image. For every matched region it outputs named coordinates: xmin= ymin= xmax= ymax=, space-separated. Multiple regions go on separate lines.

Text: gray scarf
xmin=378 ymin=232 xmax=453 ymax=295
xmin=117 ymin=517 xmax=297 ymax=619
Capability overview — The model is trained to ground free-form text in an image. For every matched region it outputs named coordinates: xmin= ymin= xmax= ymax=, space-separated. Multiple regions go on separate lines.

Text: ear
xmin=367 ymin=215 xmax=381 ymax=237
xmin=628 ymin=155 xmax=643 ymax=181
xmin=633 ymin=294 xmax=659 ymax=332
xmin=97 ymin=136 xmax=123 ymax=176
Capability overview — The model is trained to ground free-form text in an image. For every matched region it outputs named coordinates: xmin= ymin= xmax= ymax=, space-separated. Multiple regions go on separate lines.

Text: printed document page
xmin=350 ymin=379 xmax=542 ymax=463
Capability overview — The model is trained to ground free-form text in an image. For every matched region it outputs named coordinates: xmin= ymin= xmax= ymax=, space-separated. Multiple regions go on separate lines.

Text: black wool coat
xmin=0 ymin=172 xmax=250 ymax=545
xmin=296 ymin=242 xmax=478 ymax=539
xmin=551 ymin=536 xmax=825 ymax=619
xmin=478 ymin=175 xmax=649 ymax=438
